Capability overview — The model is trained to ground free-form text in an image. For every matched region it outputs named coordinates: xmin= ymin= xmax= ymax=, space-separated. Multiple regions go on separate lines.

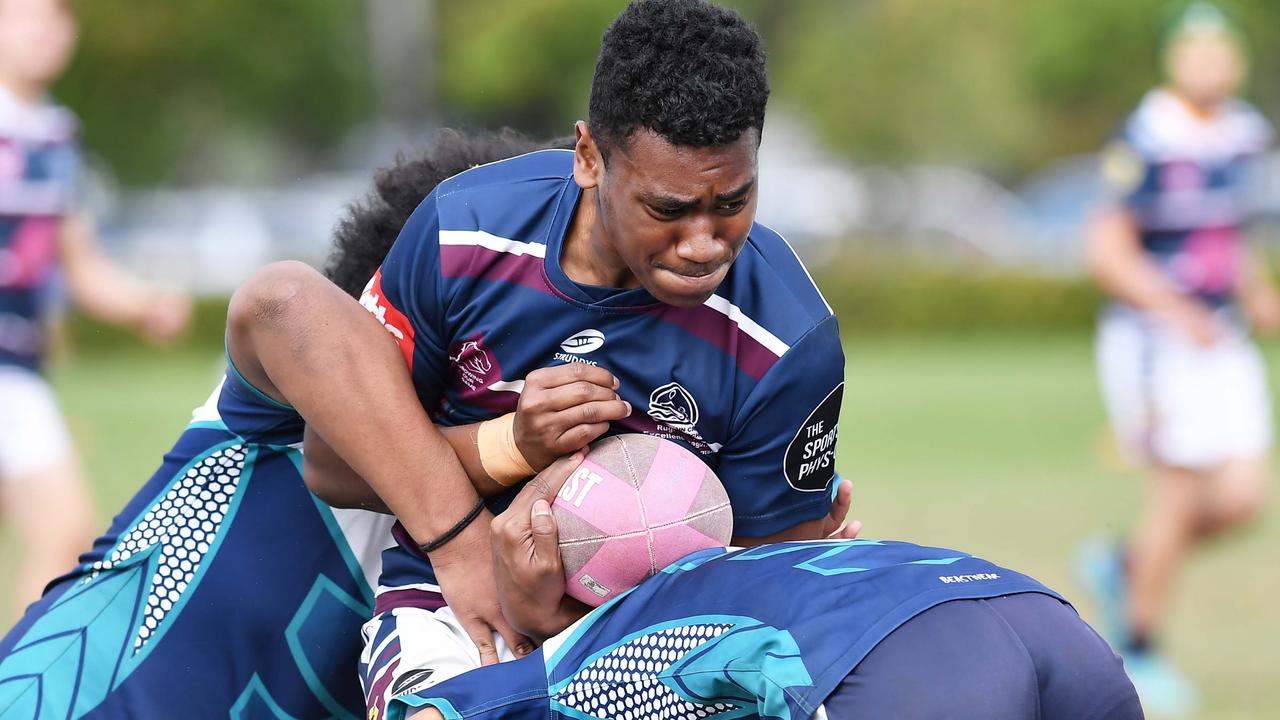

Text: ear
xmin=573 ymin=121 xmax=604 ymax=190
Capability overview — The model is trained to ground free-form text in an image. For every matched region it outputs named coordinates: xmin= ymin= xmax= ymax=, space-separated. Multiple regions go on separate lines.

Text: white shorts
xmin=1096 ymin=308 xmax=1273 ymax=470
xmin=0 ymin=366 xmax=73 ymax=481
xmin=360 ymin=594 xmax=517 ymax=718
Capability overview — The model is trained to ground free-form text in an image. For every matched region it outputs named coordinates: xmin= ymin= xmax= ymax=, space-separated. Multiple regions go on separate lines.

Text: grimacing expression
xmin=596 ymin=128 xmax=759 ymax=308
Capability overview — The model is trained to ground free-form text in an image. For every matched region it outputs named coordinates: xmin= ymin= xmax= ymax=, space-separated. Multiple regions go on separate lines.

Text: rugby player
xmin=384 ymin=455 xmax=1143 ymax=720
xmin=231 ymin=2 xmax=854 ymax=716
xmin=0 ymin=0 xmax=190 ymax=616
xmin=1081 ymin=3 xmax=1276 ymax=714
xmin=0 ymin=131 xmax=555 ymax=718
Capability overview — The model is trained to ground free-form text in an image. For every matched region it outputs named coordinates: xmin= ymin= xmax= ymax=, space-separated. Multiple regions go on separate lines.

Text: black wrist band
xmin=419 ymin=497 xmax=487 ymax=554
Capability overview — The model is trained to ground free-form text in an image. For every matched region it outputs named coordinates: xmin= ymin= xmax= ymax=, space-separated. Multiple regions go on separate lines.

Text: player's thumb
xmin=530 ymin=498 xmax=560 ymax=564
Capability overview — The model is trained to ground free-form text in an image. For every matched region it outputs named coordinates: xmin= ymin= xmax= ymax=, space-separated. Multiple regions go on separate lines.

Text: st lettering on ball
xmin=552 ymin=434 xmax=733 ymax=605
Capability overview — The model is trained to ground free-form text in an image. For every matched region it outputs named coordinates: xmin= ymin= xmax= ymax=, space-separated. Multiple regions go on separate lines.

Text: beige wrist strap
xmin=477 ymin=412 xmax=536 ymax=486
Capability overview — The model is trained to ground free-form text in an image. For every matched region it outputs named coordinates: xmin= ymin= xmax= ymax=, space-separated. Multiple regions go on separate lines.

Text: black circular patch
xmin=783 ymin=383 xmax=843 ymax=492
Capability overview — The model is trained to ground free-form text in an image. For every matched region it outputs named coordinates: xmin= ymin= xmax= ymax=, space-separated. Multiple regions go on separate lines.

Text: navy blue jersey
xmin=0 ymin=362 xmax=392 ymax=719
xmin=1100 ymin=88 xmax=1273 ymax=307
xmin=361 ymin=150 xmax=844 ymax=594
xmin=390 ymin=540 xmax=1061 ymax=720
xmin=0 ymin=88 xmax=80 ymax=372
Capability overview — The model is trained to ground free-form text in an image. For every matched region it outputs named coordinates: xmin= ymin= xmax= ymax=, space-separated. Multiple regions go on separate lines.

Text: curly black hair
xmin=324 ymin=128 xmax=571 ymax=297
xmin=588 ymin=0 xmax=769 ymax=160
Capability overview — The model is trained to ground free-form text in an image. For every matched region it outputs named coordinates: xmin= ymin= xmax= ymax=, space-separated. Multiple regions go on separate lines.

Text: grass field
xmin=2 ymin=333 xmax=1276 ymax=718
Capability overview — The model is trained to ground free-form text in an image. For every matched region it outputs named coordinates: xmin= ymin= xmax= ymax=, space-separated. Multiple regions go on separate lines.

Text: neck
xmin=1168 ymin=86 xmax=1224 ymax=122
xmin=561 ymin=186 xmax=636 ymax=288
xmin=0 ymin=73 xmax=44 ymax=106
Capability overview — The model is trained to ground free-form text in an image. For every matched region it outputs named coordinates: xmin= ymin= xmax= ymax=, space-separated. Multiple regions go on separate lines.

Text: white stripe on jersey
xmin=702 ymin=294 xmax=790 ymax=357
xmin=488 ymin=379 xmax=526 ymax=394
xmin=376 ymin=581 xmax=443 ymax=595
xmin=439 ymin=229 xmax=547 ymax=258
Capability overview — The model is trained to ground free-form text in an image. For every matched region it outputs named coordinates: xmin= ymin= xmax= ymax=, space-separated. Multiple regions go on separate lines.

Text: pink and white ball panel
xmin=553 ymin=434 xmax=733 ymax=606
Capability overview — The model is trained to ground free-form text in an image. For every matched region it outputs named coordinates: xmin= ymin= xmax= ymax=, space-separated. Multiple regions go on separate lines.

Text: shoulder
xmin=1221 ymin=98 xmax=1273 ymax=151
xmin=433 ymin=149 xmax=574 ymax=233
xmin=717 ymin=221 xmax=836 ymax=352
xmin=0 ymin=93 xmax=78 ymax=144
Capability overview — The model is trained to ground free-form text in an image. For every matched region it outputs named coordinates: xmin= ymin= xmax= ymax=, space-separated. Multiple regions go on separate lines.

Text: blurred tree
xmin=55 ymin=0 xmax=373 ymax=184
xmin=47 ymin=0 xmax=1280 ymax=185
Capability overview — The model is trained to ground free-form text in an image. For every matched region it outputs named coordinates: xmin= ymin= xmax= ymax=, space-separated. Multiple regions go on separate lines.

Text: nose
xmin=675 ymin=215 xmax=726 ymax=266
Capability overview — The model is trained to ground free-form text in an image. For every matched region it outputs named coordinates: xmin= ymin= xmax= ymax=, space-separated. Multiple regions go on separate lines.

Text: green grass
xmin=3 ymin=334 xmax=1277 ymax=718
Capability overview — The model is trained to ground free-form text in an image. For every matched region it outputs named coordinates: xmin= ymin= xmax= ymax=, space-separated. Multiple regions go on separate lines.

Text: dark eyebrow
xmin=639 ymin=192 xmax=698 ymax=211
xmin=714 ymin=178 xmax=755 ymax=204
xmin=639 ymin=178 xmax=756 ymax=210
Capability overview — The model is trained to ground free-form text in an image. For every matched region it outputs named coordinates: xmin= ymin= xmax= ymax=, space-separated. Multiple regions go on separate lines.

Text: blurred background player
xmin=1081 ymin=2 xmax=1277 ymax=715
xmin=0 ymin=0 xmax=190 ymax=617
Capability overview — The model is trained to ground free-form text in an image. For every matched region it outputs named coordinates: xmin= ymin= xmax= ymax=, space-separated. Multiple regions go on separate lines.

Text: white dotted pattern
xmin=554 ymin=623 xmax=738 ymax=719
xmin=82 ymin=445 xmax=247 ymax=654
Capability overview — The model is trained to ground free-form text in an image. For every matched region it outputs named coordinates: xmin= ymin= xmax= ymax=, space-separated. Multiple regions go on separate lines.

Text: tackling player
xmin=1081 ymin=3 xmax=1276 ymax=715
xmin=385 ymin=456 xmax=1143 ymax=720
xmin=0 ymin=0 xmax=191 ymax=617
xmin=0 ymin=131 xmax=555 ymax=718
xmin=231 ymin=2 xmax=853 ymax=717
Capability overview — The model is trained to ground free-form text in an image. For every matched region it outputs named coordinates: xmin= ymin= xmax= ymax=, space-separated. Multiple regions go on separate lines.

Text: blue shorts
xmin=824 ymin=592 xmax=1143 ymax=719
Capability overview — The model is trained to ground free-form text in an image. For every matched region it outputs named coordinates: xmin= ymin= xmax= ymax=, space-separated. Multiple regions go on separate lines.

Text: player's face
xmin=0 ymin=0 xmax=75 ymax=89
xmin=588 ymin=128 xmax=759 ymax=308
xmin=1165 ymin=33 xmax=1245 ymax=109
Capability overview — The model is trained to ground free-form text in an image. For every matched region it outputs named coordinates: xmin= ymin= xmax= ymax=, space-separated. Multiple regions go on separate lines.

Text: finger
xmin=493 ymin=617 xmax=536 ymax=659
xmin=520 ymin=452 xmax=586 ymax=508
xmin=536 ymin=381 xmax=622 ymax=412
xmin=462 ymin=621 xmax=501 ymax=666
xmin=828 ymin=477 xmax=852 ymax=522
xmin=530 ymin=498 xmax=562 ymax=568
xmin=529 ymin=363 xmax=618 ymax=392
xmin=547 ymin=400 xmax=630 ymax=430
xmin=554 ymin=422 xmax=611 ymax=453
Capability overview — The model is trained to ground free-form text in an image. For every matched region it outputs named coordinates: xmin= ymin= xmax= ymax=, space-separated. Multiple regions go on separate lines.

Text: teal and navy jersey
xmin=1101 ymin=88 xmax=1273 ymax=307
xmin=0 ymin=364 xmax=393 ymax=719
xmin=391 ymin=540 xmax=1062 ymax=720
xmin=0 ymin=88 xmax=80 ymax=371
xmin=362 ymin=149 xmax=844 ymax=597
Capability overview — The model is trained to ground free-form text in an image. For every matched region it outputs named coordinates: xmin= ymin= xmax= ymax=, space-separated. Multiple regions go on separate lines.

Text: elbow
xmin=302 ymin=454 xmax=358 ymax=509
xmin=227 ymin=261 xmax=323 ymax=342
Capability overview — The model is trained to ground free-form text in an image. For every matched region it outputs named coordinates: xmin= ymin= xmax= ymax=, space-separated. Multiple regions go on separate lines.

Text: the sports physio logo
xmin=783 ymin=383 xmax=843 ymax=492
xmin=560 ymin=329 xmax=605 ymax=354
xmin=360 ymin=270 xmax=415 ymax=368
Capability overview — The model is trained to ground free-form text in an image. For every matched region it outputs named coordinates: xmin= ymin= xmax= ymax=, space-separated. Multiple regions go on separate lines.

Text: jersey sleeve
xmin=1097 ymin=134 xmax=1153 ymax=214
xmin=358 ymin=192 xmax=451 ymax=412
xmin=717 ymin=314 xmax=844 ymax=537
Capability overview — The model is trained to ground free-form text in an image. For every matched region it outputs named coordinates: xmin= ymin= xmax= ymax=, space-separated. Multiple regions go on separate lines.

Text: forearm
xmin=1086 ymin=209 xmax=1203 ymax=316
xmin=227 ymin=261 xmax=480 ymax=544
xmin=60 ymin=212 xmax=155 ymax=326
xmin=439 ymin=424 xmax=508 ymax=497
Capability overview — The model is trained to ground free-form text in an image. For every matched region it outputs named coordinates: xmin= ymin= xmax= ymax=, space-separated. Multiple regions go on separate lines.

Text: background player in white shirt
xmin=1082 ymin=3 xmax=1277 ymax=714
xmin=0 ymin=0 xmax=190 ymax=618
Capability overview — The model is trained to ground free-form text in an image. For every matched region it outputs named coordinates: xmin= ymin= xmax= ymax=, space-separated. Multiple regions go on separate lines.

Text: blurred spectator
xmin=0 ymin=0 xmax=190 ymax=617
xmin=1079 ymin=2 xmax=1276 ymax=716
